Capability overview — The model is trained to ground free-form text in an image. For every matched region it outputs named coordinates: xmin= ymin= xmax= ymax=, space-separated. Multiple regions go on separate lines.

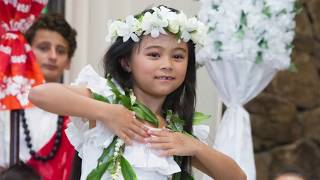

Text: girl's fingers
xmin=144 ymin=136 xmax=171 ymax=143
xmin=159 ymin=149 xmax=176 ymax=157
xmin=147 ymin=142 xmax=172 ymax=150
xmin=131 ymin=130 xmax=146 ymax=143
xmin=147 ymin=129 xmax=170 ymax=137
xmin=132 ymin=121 xmax=149 ymax=137
xmin=136 ymin=121 xmax=150 ymax=132
xmin=120 ymin=132 xmax=132 ymax=145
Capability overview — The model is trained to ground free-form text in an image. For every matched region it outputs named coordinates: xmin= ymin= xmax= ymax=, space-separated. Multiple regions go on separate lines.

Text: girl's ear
xmin=120 ymin=58 xmax=131 ymax=72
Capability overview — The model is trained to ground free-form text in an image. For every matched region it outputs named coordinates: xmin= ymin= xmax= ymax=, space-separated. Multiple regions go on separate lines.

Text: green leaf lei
xmin=87 ymin=75 xmax=210 ymax=180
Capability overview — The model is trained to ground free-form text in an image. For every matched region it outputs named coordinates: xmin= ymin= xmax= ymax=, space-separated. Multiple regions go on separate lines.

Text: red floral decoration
xmin=0 ymin=0 xmax=47 ymax=110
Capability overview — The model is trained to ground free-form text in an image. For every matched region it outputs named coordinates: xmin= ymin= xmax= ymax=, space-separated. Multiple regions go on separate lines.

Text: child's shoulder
xmin=73 ymin=65 xmax=122 ymax=99
xmin=74 ymin=65 xmax=104 ymax=85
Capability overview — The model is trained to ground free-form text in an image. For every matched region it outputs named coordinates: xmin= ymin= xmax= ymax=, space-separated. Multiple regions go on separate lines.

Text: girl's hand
xmin=102 ymin=104 xmax=149 ymax=144
xmin=145 ymin=129 xmax=203 ymax=156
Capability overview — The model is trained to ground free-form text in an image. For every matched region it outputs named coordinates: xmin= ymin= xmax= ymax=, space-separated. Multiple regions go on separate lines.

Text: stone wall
xmin=245 ymin=0 xmax=320 ymax=179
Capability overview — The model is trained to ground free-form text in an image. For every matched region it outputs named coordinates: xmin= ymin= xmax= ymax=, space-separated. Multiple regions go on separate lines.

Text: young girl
xmin=29 ymin=5 xmax=246 ymax=180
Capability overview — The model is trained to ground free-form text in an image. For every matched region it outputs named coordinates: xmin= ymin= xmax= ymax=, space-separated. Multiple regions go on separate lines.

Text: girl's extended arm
xmin=28 ymin=83 xmax=149 ymax=143
xmin=146 ymin=129 xmax=246 ymax=180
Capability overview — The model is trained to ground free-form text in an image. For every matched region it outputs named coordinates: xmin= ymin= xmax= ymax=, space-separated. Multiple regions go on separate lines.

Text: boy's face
xmin=31 ymin=29 xmax=70 ymax=82
xmin=127 ymin=34 xmax=188 ymax=101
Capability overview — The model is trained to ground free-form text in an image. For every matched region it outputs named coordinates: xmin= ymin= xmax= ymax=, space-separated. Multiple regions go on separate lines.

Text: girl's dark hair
xmin=25 ymin=13 xmax=77 ymax=58
xmin=103 ymin=5 xmax=196 ymax=178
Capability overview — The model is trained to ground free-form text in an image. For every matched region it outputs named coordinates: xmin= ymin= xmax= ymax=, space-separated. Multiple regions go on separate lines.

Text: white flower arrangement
xmin=197 ymin=0 xmax=299 ymax=70
xmin=105 ymin=6 xmax=208 ymax=51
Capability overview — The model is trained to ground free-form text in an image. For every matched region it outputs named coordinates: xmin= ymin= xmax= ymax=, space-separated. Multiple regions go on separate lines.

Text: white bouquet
xmin=197 ymin=0 xmax=299 ymax=70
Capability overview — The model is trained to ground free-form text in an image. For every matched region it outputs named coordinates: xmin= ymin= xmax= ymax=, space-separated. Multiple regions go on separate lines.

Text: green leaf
xmin=172 ymin=173 xmax=181 ymax=180
xmin=258 ymin=38 xmax=268 ymax=49
xmin=119 ymin=95 xmax=132 ymax=109
xmin=133 ymin=101 xmax=159 ymax=127
xmin=235 ymin=26 xmax=245 ymax=39
xmin=107 ymin=76 xmax=123 ymax=100
xmin=86 ymin=160 xmax=113 ymax=180
xmin=292 ymin=0 xmax=302 ymax=14
xmin=286 ymin=44 xmax=294 ymax=51
xmin=212 ymin=4 xmax=219 ymax=10
xmin=213 ymin=41 xmax=223 ymax=52
xmin=186 ymin=174 xmax=195 ymax=180
xmin=240 ymin=10 xmax=247 ymax=26
xmin=208 ymin=23 xmax=217 ymax=32
xmin=97 ymin=136 xmax=117 ymax=164
xmin=193 ymin=112 xmax=211 ymax=125
xmin=276 ymin=9 xmax=287 ymax=17
xmin=120 ymin=156 xmax=137 ymax=180
xmin=92 ymin=92 xmax=110 ymax=103
xmin=132 ymin=106 xmax=148 ymax=120
xmin=255 ymin=51 xmax=263 ymax=64
xmin=288 ymin=62 xmax=298 ymax=73
xmin=86 ymin=137 xmax=118 ymax=179
xmin=172 ymin=172 xmax=194 ymax=180
xmin=262 ymin=5 xmax=272 ymax=18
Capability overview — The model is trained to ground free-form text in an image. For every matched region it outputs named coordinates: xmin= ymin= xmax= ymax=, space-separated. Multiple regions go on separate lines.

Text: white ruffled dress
xmin=65 ymin=65 xmax=209 ymax=180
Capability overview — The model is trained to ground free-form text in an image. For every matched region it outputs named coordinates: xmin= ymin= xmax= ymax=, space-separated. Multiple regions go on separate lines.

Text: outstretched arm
xmin=146 ymin=129 xmax=246 ymax=180
xmin=29 ymin=83 xmax=149 ymax=144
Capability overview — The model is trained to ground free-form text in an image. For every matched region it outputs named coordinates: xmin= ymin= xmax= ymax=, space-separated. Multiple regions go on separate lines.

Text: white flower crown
xmin=105 ymin=6 xmax=208 ymax=49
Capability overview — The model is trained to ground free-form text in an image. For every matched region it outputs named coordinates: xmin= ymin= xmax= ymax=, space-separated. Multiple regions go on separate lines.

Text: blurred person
xmin=0 ymin=13 xmax=77 ymax=180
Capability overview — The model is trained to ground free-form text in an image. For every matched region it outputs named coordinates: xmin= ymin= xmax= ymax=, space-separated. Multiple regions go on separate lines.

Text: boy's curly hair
xmin=25 ymin=13 xmax=77 ymax=58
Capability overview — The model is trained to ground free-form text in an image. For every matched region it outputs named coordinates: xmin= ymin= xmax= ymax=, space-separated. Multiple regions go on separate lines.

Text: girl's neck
xmin=133 ymin=88 xmax=165 ymax=115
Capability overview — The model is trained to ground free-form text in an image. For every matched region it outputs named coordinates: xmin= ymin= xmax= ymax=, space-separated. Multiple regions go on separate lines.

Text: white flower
xmin=106 ymin=20 xmax=123 ymax=43
xmin=153 ymin=6 xmax=177 ymax=21
xmin=114 ymin=151 xmax=118 ymax=157
xmin=121 ymin=15 xmax=141 ymax=42
xmin=141 ymin=11 xmax=168 ymax=38
xmin=167 ymin=20 xmax=179 ymax=34
xmin=191 ymin=21 xmax=208 ymax=46
xmin=129 ymin=91 xmax=136 ymax=105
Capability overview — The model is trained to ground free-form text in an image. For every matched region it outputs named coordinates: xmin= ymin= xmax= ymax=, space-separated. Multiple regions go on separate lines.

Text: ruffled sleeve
xmin=65 ymin=65 xmax=116 ymax=158
xmin=72 ymin=65 xmax=114 ymax=99
xmin=193 ymin=124 xmax=210 ymax=144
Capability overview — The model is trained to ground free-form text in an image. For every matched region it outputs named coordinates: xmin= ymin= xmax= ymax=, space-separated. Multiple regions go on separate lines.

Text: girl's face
xmin=127 ymin=34 xmax=188 ymax=100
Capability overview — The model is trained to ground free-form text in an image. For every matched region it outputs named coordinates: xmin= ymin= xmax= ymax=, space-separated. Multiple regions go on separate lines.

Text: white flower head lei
xmin=105 ymin=5 xmax=208 ymax=51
